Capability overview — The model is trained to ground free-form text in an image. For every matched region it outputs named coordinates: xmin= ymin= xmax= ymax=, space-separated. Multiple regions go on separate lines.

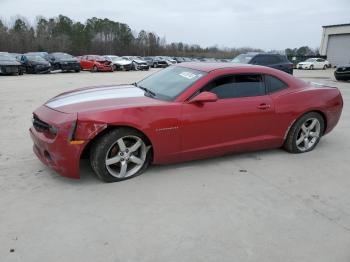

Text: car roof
xmin=175 ymin=62 xmax=257 ymax=72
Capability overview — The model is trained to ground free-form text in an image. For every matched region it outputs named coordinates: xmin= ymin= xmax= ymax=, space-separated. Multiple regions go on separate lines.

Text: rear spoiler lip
xmin=309 ymin=81 xmax=338 ymax=89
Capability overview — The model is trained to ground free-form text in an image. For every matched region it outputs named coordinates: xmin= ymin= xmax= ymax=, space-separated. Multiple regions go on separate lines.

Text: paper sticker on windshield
xmin=179 ymin=71 xmax=199 ymax=79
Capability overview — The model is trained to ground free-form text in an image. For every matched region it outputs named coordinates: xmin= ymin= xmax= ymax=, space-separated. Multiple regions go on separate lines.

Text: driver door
xmin=180 ymin=73 xmax=276 ymax=159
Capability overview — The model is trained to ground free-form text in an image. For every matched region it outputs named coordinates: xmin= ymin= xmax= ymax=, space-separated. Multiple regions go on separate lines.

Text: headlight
xmin=49 ymin=125 xmax=58 ymax=135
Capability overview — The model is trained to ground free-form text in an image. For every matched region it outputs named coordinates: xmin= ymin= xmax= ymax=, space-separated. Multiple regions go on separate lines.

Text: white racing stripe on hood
xmin=46 ymin=86 xmax=144 ymax=108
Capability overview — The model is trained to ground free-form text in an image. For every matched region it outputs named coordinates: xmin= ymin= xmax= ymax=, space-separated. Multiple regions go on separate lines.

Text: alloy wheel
xmin=105 ymin=135 xmax=147 ymax=178
xmin=296 ymin=118 xmax=321 ymax=152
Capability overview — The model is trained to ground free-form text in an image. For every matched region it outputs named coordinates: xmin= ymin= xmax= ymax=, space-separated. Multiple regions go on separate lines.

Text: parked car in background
xmin=162 ymin=56 xmax=177 ymax=65
xmin=173 ymin=57 xmax=185 ymax=63
xmin=104 ymin=55 xmax=132 ymax=71
xmin=218 ymin=58 xmax=231 ymax=62
xmin=334 ymin=64 xmax=350 ymax=81
xmin=48 ymin=52 xmax=81 ymax=72
xmin=30 ymin=63 xmax=343 ymax=182
xmin=143 ymin=56 xmax=155 ymax=67
xmin=0 ymin=52 xmax=23 ymax=75
xmin=21 ymin=54 xmax=51 ymax=74
xmin=232 ymin=53 xmax=293 ymax=74
xmin=25 ymin=52 xmax=50 ymax=61
xmin=297 ymin=58 xmax=330 ymax=70
xmin=79 ymin=55 xmax=113 ymax=72
xmin=9 ymin=53 xmax=22 ymax=61
xmin=144 ymin=56 xmax=168 ymax=68
xmin=183 ymin=57 xmax=192 ymax=62
xmin=122 ymin=56 xmax=149 ymax=70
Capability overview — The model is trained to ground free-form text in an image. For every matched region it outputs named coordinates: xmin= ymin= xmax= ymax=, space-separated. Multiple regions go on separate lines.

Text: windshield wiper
xmin=133 ymin=82 xmax=156 ymax=97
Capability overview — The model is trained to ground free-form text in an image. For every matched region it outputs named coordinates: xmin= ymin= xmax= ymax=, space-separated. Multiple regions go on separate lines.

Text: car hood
xmin=337 ymin=64 xmax=350 ymax=68
xmin=29 ymin=61 xmax=50 ymax=66
xmin=114 ymin=60 xmax=132 ymax=65
xmin=133 ymin=59 xmax=147 ymax=64
xmin=45 ymin=84 xmax=162 ymax=114
xmin=0 ymin=60 xmax=21 ymax=66
xmin=58 ymin=58 xmax=79 ymax=63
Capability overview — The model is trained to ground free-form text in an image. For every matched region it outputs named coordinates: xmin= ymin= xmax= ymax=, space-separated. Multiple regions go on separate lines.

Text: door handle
xmin=257 ymin=103 xmax=271 ymax=110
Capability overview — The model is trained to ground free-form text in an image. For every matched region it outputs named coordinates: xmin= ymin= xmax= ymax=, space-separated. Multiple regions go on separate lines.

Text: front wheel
xmin=91 ymin=65 xmax=98 ymax=72
xmin=90 ymin=128 xmax=151 ymax=182
xmin=284 ymin=112 xmax=324 ymax=153
xmin=309 ymin=65 xmax=314 ymax=70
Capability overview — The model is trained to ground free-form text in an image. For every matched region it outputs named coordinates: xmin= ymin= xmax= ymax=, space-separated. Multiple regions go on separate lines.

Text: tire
xmin=113 ymin=64 xmax=117 ymax=71
xmin=309 ymin=65 xmax=314 ymax=70
xmin=284 ymin=112 xmax=324 ymax=154
xmin=335 ymin=74 xmax=344 ymax=81
xmin=90 ymin=128 xmax=152 ymax=182
xmin=75 ymin=69 xmax=80 ymax=73
xmin=91 ymin=65 xmax=98 ymax=72
xmin=323 ymin=65 xmax=327 ymax=70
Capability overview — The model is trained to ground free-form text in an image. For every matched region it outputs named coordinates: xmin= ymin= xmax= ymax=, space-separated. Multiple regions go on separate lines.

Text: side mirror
xmin=189 ymin=91 xmax=218 ymax=104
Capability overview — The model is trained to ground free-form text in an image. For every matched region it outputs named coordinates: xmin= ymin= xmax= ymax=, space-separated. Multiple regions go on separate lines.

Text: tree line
xmin=0 ymin=15 xmax=264 ymax=58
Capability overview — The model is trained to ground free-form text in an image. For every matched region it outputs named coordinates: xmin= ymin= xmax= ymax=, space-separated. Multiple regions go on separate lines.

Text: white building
xmin=320 ymin=23 xmax=350 ymax=66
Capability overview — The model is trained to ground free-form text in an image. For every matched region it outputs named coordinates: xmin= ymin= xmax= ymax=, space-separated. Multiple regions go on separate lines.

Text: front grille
xmin=33 ymin=115 xmax=50 ymax=133
xmin=2 ymin=66 xmax=18 ymax=73
xmin=337 ymin=67 xmax=350 ymax=72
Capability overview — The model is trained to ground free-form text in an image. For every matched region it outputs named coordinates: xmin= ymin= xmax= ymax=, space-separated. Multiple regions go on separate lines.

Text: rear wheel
xmin=90 ymin=128 xmax=151 ymax=182
xmin=284 ymin=112 xmax=324 ymax=153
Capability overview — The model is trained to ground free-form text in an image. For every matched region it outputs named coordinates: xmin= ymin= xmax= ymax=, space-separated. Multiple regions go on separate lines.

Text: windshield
xmin=0 ymin=53 xmax=16 ymax=61
xmin=53 ymin=53 xmax=74 ymax=59
xmin=137 ymin=66 xmax=206 ymax=101
xmin=89 ymin=55 xmax=105 ymax=61
xmin=26 ymin=55 xmax=47 ymax=62
xmin=305 ymin=58 xmax=317 ymax=62
xmin=108 ymin=56 xmax=123 ymax=61
xmin=231 ymin=54 xmax=253 ymax=64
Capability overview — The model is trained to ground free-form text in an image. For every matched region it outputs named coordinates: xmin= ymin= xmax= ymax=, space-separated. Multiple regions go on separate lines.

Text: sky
xmin=0 ymin=0 xmax=349 ymax=50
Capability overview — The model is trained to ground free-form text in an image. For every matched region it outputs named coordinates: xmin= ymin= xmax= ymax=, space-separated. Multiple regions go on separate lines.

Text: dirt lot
xmin=0 ymin=68 xmax=349 ymax=262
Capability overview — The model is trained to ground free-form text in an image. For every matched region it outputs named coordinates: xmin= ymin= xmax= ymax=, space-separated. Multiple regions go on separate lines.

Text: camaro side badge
xmin=156 ymin=126 xmax=179 ymax=132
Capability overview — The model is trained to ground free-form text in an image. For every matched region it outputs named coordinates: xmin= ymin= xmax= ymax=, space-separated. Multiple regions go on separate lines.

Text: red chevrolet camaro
xmin=30 ymin=63 xmax=343 ymax=182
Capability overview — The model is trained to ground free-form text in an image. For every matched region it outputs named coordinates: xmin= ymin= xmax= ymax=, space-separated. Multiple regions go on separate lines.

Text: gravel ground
xmin=0 ymin=68 xmax=349 ymax=262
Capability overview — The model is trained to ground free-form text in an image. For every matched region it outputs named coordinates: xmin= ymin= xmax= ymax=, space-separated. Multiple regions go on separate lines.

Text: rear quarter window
xmin=265 ymin=75 xmax=288 ymax=93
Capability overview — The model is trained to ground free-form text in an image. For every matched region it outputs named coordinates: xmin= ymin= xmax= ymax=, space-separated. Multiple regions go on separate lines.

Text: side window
xmin=272 ymin=56 xmax=282 ymax=64
xmin=317 ymin=58 xmax=324 ymax=62
xmin=202 ymin=74 xmax=265 ymax=99
xmin=265 ymin=75 xmax=288 ymax=93
xmin=253 ymin=55 xmax=269 ymax=65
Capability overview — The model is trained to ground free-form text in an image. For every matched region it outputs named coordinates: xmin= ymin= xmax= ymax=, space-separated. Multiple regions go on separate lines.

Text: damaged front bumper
xmin=30 ymin=105 xmax=106 ymax=179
